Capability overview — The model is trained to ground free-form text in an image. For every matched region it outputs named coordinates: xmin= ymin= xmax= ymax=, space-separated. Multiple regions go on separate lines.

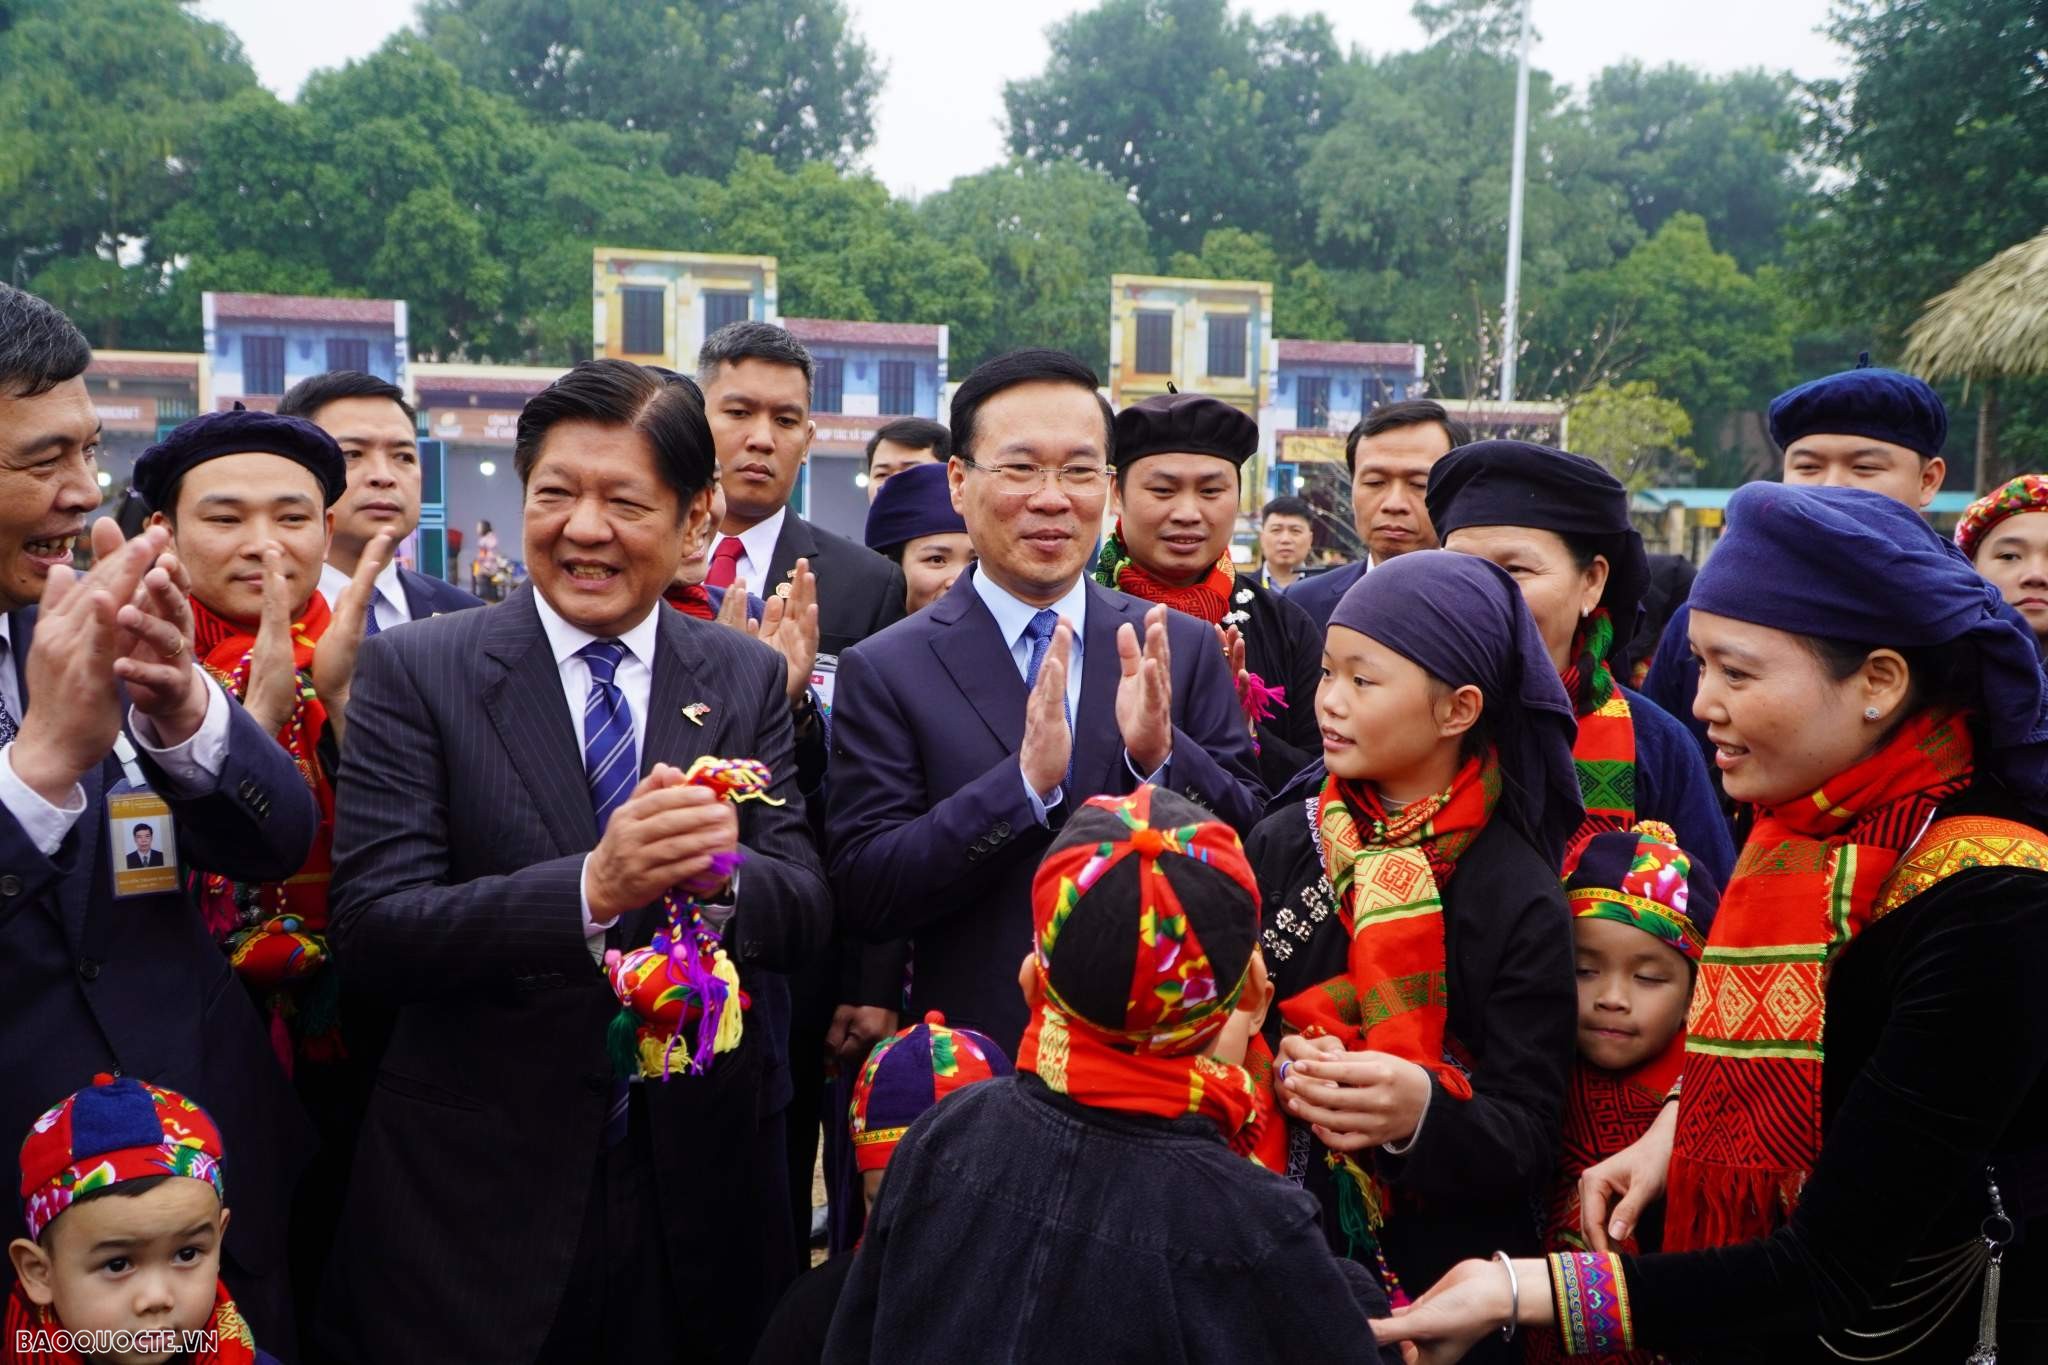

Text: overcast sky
xmin=195 ymin=0 xmax=1847 ymax=199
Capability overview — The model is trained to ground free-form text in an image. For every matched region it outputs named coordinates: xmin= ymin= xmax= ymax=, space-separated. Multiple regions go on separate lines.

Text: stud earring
xmin=1864 ymin=707 xmax=1881 ymax=721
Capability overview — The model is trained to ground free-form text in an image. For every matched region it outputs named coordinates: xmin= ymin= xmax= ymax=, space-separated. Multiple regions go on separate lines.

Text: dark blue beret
xmin=863 ymin=460 xmax=966 ymax=554
xmin=133 ymin=405 xmax=348 ymax=513
xmin=1111 ymin=390 xmax=1257 ymax=471
xmin=1766 ymin=364 xmax=1947 ymax=460
xmin=1425 ymin=439 xmax=1650 ymax=628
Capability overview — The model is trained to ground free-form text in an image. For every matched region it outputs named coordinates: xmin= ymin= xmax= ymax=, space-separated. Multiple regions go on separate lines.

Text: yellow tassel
xmin=711 ymin=950 xmax=744 ymax=1055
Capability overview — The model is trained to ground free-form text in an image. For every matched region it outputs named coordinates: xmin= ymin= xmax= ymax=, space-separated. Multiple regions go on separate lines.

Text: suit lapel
xmin=927 ymin=574 xmax=1028 ymax=753
xmin=11 ymin=606 xmax=33 ymax=706
xmin=643 ymin=609 xmax=718 ymax=779
xmin=1074 ymin=581 xmax=1139 ymax=794
xmin=763 ymin=511 xmax=816 ymax=596
xmin=480 ymin=587 xmax=598 ymax=855
xmin=398 ymin=568 xmax=431 ymax=624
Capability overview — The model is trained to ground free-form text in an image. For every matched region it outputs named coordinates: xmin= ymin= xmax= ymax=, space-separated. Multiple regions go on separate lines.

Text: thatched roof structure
xmin=1903 ymin=228 xmax=2048 ymax=381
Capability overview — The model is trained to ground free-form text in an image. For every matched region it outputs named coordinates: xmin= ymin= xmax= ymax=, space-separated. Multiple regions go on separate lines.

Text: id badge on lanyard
xmin=106 ymin=735 xmax=178 ymax=898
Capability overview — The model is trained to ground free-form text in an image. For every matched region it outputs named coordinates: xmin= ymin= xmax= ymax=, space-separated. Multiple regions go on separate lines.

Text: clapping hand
xmin=105 ymin=521 xmax=206 ymax=742
xmin=746 ymin=558 xmax=820 ymax=707
xmin=1115 ymin=604 xmax=1173 ymax=773
xmin=714 ymin=574 xmax=752 ymax=630
xmin=13 ymin=524 xmax=172 ymax=803
xmin=240 ymin=545 xmax=304 ymax=736
xmin=1019 ymin=617 xmax=1074 ymax=799
xmin=311 ymin=528 xmax=397 ymax=744
xmin=1215 ymin=622 xmax=1254 ymax=737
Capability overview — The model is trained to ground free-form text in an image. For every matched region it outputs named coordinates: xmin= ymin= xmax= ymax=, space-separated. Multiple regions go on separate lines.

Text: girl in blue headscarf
xmin=1249 ymin=550 xmax=1581 ymax=1362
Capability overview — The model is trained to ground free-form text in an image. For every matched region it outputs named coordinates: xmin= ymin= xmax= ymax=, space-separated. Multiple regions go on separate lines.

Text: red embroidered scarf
xmin=1560 ymin=610 xmax=1638 ymax=861
xmin=1094 ymin=520 xmax=1237 ymax=623
xmin=663 ymin=582 xmax=716 ymax=620
xmin=4 ymin=1278 xmax=258 ymax=1364
xmin=192 ymin=592 xmax=340 ymax=1070
xmin=1015 ymin=1004 xmax=1276 ymax=1161
xmin=1278 ymin=754 xmax=1499 ymax=1095
xmin=1665 ymin=709 xmax=1974 ymax=1251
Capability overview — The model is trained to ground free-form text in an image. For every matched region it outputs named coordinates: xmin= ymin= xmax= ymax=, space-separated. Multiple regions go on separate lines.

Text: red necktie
xmin=705 ymin=537 xmax=745 ymax=590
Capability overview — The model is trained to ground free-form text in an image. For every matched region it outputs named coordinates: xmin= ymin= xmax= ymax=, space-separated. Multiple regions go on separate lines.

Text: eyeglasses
xmin=958 ymin=458 xmax=1110 ymax=493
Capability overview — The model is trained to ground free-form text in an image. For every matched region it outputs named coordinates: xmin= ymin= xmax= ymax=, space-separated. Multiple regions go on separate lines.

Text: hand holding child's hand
xmin=1280 ymin=1047 xmax=1433 ymax=1152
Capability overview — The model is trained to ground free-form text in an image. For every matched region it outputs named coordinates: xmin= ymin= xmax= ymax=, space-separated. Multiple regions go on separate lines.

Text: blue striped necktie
xmin=580 ymin=639 xmax=636 ymax=831
xmin=579 ymin=639 xmax=637 ymax=1146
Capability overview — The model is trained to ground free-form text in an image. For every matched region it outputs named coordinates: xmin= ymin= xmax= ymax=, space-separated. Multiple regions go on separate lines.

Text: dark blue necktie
xmin=362 ymin=598 xmax=382 ymax=638
xmin=579 ymin=640 xmax=637 ymax=1145
xmin=1021 ymin=609 xmax=1072 ymax=783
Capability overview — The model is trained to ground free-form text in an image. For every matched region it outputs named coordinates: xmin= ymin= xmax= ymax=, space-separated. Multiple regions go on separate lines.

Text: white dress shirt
xmin=709 ymin=506 xmax=787 ymax=594
xmin=969 ymin=567 xmax=1165 ymax=824
xmin=533 ymin=591 xmax=660 ymax=950
xmin=318 ymin=558 xmax=411 ymax=634
xmin=0 ymin=610 xmax=234 ymax=856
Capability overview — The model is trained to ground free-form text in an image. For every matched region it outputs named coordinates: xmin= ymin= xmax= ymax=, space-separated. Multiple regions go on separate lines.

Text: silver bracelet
xmin=1492 ymin=1250 xmax=1519 ymax=1342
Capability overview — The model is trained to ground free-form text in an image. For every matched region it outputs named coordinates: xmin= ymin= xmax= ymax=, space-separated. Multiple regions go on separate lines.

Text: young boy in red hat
xmin=6 ymin=1075 xmax=280 ymax=1365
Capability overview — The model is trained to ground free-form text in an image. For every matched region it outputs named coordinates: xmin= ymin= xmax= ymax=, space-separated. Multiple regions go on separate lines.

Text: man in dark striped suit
xmin=323 ymin=360 xmax=830 ymax=1365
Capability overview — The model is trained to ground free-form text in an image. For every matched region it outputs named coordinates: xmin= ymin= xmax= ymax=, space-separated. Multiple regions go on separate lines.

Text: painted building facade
xmin=783 ymin=317 xmax=948 ymax=540
xmin=592 ymin=248 xmax=777 ymax=370
xmin=81 ymin=351 xmax=204 ymax=482
xmin=1266 ymin=339 xmax=1429 ymax=480
xmin=202 ymin=292 xmax=406 ymax=411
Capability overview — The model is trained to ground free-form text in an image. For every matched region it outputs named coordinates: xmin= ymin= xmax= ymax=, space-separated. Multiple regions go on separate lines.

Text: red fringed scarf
xmin=1665 ymin=708 xmax=1974 ymax=1251
xmin=1560 ymin=610 xmax=1637 ymax=861
xmin=1016 ymin=1003 xmax=1275 ymax=1161
xmin=1280 ymin=755 xmax=1498 ymax=1091
xmin=192 ymin=592 xmax=341 ymax=1074
xmin=1094 ymin=520 xmax=1237 ymax=623
xmin=5 ymin=1278 xmax=259 ymax=1364
xmin=663 ymin=582 xmax=716 ymax=620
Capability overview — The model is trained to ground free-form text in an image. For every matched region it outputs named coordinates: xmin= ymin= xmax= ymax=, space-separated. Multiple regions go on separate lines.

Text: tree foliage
xmin=1166 ymin=228 xmax=1344 ymax=341
xmin=1004 ymin=0 xmax=1339 ymax=257
xmin=920 ymin=160 xmax=1156 ymax=374
xmin=1568 ymin=379 xmax=1696 ymax=491
xmin=416 ymin=0 xmax=881 ymax=181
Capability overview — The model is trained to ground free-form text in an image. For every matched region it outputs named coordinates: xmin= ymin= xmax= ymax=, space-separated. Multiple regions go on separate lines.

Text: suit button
xmin=77 ymin=958 xmax=100 ymax=981
xmin=994 ymin=821 xmax=1011 ymax=838
xmin=582 ymin=1071 xmax=609 ymax=1093
xmin=238 ymin=780 xmax=257 ymax=801
xmin=0 ymin=875 xmax=19 ymax=897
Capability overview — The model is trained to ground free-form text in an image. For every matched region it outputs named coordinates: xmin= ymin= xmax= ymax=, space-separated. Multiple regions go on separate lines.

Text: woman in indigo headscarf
xmin=1375 ymin=482 xmax=2048 ymax=1364
xmin=1427 ymin=440 xmax=1735 ymax=885
xmin=1248 ymin=550 xmax=1580 ymax=1359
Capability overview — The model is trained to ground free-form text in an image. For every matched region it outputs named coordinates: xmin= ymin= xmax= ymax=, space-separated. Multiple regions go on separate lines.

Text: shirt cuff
xmin=1125 ymin=749 xmax=1170 ymax=785
xmin=126 ymin=671 xmax=231 ymax=794
xmin=1023 ymin=768 xmax=1063 ymax=827
xmin=1381 ymin=1084 xmax=1432 ymax=1156
xmin=0 ymin=741 xmax=89 ymax=857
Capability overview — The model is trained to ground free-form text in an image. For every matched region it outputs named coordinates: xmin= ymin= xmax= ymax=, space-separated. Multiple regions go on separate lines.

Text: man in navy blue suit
xmin=279 ymin=370 xmax=482 ymax=630
xmin=0 ymin=284 xmax=319 ymax=1351
xmin=1284 ymin=398 xmax=1471 ymax=630
xmin=323 ymin=359 xmax=829 ymax=1364
xmin=826 ymin=349 xmax=1267 ymax=1053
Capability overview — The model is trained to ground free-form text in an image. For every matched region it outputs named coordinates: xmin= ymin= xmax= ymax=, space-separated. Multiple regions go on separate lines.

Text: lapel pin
xmin=683 ymin=702 xmax=712 ymax=726
xmin=774 ymin=582 xmax=793 ymax=599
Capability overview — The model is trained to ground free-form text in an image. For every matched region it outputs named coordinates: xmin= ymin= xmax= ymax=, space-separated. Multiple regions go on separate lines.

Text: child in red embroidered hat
xmin=822 ymin=786 xmax=1401 ymax=1365
xmin=6 ymin=1075 xmax=278 ymax=1365
xmin=1525 ymin=824 xmax=1716 ymax=1365
xmin=751 ymin=1013 xmax=1012 ymax=1365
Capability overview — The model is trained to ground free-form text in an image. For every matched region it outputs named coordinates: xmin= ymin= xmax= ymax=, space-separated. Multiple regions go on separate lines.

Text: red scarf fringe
xmin=1665 ymin=708 xmax=1974 ymax=1251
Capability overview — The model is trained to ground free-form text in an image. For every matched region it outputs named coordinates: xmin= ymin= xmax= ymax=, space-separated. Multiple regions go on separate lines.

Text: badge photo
xmin=108 ymin=788 xmax=178 ymax=897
